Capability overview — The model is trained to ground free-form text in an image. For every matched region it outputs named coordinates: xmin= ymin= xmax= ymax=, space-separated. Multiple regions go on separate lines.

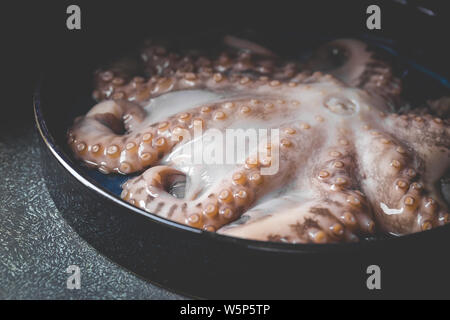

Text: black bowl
xmin=33 ymin=1 xmax=450 ymax=298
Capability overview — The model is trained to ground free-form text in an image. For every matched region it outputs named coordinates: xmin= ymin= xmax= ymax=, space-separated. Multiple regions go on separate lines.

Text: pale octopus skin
xmin=68 ymin=38 xmax=450 ymax=244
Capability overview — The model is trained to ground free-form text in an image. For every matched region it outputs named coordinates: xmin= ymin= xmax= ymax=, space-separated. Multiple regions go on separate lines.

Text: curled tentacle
xmin=121 ymin=123 xmax=319 ymax=231
xmin=121 ymin=160 xmax=290 ymax=231
xmin=68 ymin=100 xmax=159 ymax=174
xmin=306 ymin=38 xmax=402 ymax=106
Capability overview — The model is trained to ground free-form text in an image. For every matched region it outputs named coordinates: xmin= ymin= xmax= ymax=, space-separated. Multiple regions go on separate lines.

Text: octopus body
xmin=68 ymin=38 xmax=450 ymax=243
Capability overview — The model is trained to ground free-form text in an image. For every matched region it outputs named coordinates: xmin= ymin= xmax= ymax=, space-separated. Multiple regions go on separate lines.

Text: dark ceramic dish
xmin=33 ymin=1 xmax=450 ymax=298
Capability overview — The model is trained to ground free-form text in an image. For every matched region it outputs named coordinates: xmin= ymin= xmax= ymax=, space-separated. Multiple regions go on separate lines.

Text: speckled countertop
xmin=0 ymin=112 xmax=184 ymax=299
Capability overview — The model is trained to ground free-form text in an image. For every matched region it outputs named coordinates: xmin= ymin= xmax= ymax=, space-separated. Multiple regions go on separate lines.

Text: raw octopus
xmin=67 ymin=37 xmax=450 ymax=243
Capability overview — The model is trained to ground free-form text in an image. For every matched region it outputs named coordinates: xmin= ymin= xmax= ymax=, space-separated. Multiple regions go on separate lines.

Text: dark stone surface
xmin=0 ymin=114 xmax=184 ymax=299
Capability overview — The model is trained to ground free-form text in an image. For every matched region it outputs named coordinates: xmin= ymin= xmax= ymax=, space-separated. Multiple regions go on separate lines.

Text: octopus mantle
xmin=68 ymin=38 xmax=450 ymax=244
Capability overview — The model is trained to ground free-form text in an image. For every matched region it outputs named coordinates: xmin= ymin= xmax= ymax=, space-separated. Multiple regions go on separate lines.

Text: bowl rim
xmin=33 ymin=75 xmax=448 ymax=256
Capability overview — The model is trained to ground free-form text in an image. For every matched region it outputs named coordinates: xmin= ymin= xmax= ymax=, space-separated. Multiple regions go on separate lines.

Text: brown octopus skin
xmin=92 ymin=36 xmax=301 ymax=102
xmin=92 ymin=39 xmax=402 ymax=106
xmin=67 ymin=38 xmax=450 ymax=243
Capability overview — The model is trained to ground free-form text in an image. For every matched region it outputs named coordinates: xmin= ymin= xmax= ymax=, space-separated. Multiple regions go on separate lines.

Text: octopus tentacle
xmin=218 ymin=187 xmax=374 ymax=243
xmin=223 ymin=35 xmax=277 ymax=57
xmin=94 ymin=37 xmax=302 ymax=102
xmin=354 ymin=122 xmax=449 ymax=234
xmin=217 ymin=133 xmax=376 ymax=243
xmin=312 ymin=136 xmax=376 ymax=235
xmin=218 ymin=200 xmax=353 ymax=243
xmin=69 ymin=70 xmax=342 ymax=174
xmin=306 ymin=38 xmax=402 ymax=107
xmin=383 ymin=113 xmax=450 ymax=150
xmin=68 ymin=100 xmax=157 ymax=174
xmin=121 ymin=124 xmax=319 ymax=231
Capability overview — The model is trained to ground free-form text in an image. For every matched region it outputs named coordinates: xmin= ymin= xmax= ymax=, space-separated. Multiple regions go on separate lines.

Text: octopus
xmin=67 ymin=36 xmax=450 ymax=244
